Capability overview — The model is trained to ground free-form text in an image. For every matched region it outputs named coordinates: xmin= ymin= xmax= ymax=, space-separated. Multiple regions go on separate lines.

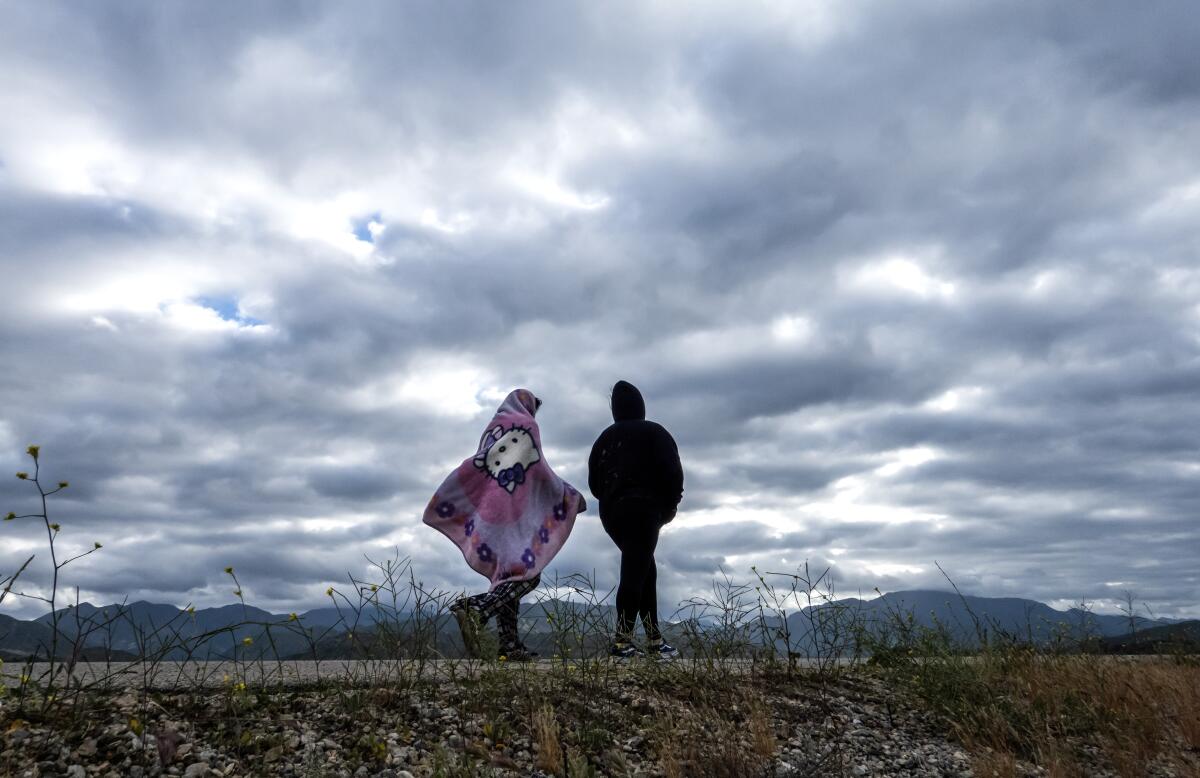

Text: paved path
xmin=3 ymin=654 xmax=1169 ymax=691
xmin=1 ymin=657 xmax=815 ymax=690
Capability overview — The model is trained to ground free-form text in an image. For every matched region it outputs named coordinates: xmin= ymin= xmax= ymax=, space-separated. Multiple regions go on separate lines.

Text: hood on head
xmin=611 ymin=380 xmax=645 ymax=421
xmin=499 ymin=389 xmax=540 ymax=417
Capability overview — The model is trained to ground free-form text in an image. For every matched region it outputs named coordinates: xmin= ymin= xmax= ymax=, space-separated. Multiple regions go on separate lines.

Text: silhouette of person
xmin=588 ymin=380 xmax=683 ymax=659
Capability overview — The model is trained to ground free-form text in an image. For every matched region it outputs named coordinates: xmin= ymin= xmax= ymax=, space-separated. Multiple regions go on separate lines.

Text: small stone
xmin=852 ymin=766 xmax=869 ymax=777
xmin=396 ymin=772 xmax=415 ymax=778
xmin=182 ymin=763 xmax=209 ymax=778
xmin=67 ymin=767 xmax=86 ymax=778
xmin=114 ymin=692 xmax=139 ymax=711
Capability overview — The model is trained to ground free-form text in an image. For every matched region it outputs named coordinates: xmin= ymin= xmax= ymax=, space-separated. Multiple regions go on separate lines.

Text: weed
xmin=749 ymin=700 xmax=776 ymax=758
xmin=533 ymin=704 xmax=563 ymax=774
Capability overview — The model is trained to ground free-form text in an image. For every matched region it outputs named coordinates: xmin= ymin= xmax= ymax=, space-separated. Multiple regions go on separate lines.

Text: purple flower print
xmin=436 ymin=501 xmax=455 ymax=518
xmin=464 ymin=518 xmax=475 ymax=537
xmin=477 ymin=543 xmax=494 ymax=562
xmin=553 ymin=502 xmax=566 ymax=522
xmin=521 ymin=548 xmax=536 ymax=569
xmin=538 ymin=527 xmax=550 ymax=544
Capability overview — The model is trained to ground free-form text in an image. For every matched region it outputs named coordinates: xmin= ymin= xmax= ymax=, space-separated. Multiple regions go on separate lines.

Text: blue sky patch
xmin=352 ymin=212 xmax=383 ymax=243
xmin=197 ymin=295 xmax=264 ymax=326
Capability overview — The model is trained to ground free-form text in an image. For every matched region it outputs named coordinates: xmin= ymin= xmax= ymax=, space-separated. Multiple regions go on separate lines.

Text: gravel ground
xmin=3 ymin=663 xmax=1189 ymax=777
xmin=1 ymin=665 xmax=997 ymax=778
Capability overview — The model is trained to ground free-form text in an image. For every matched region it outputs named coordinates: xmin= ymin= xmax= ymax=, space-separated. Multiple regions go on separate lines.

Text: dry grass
xmin=749 ymin=700 xmax=777 ymax=758
xmin=877 ymin=651 xmax=1200 ymax=777
xmin=533 ymin=703 xmax=563 ymax=774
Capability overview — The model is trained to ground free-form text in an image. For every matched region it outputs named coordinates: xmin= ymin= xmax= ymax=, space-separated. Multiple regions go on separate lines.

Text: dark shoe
xmin=648 ymin=640 xmax=679 ymax=659
xmin=610 ymin=642 xmax=645 ymax=661
xmin=500 ymin=646 xmax=539 ymax=663
xmin=450 ymin=599 xmax=484 ymax=658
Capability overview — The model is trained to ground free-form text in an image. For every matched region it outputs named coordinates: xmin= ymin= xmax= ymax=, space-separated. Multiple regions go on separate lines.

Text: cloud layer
xmin=2 ymin=2 xmax=1198 ymax=620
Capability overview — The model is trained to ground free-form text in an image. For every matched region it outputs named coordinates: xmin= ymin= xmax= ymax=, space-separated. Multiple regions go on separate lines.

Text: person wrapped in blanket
xmin=423 ymin=389 xmax=586 ymax=661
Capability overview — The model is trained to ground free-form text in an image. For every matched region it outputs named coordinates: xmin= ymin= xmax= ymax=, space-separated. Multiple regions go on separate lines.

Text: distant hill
xmin=0 ymin=613 xmax=140 ymax=661
xmin=768 ymin=590 xmax=1178 ymax=656
xmin=1093 ymin=620 xmax=1200 ymax=655
xmin=4 ymin=600 xmax=395 ymax=661
xmin=782 ymin=590 xmax=1167 ymax=648
xmin=0 ymin=612 xmax=55 ymax=661
xmin=0 ymin=591 xmax=1189 ymax=660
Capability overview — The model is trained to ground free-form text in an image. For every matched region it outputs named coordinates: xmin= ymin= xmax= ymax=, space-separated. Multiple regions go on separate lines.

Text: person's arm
xmin=587 ymin=435 xmax=605 ymax=505
xmin=654 ymin=427 xmax=684 ymax=520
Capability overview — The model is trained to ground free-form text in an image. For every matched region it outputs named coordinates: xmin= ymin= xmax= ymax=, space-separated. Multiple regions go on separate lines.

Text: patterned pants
xmin=453 ymin=575 xmax=540 ymax=651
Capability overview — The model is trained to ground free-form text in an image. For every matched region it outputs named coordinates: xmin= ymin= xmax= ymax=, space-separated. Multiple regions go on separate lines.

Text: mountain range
xmin=0 ymin=590 xmax=1192 ymax=661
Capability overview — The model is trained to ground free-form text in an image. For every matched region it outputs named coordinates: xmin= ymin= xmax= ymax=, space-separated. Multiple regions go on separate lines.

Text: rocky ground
xmin=0 ymin=663 xmax=1182 ymax=777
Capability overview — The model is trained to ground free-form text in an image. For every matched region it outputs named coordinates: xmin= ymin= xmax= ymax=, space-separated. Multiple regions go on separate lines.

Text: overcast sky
xmin=2 ymin=2 xmax=1197 ymax=622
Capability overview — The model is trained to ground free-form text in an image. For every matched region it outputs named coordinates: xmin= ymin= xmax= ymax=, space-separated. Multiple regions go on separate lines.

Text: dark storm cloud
xmin=1 ymin=1 xmax=1198 ymax=621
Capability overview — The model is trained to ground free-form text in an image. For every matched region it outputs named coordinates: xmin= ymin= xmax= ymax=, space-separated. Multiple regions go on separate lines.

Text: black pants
xmin=454 ymin=574 xmax=540 ymax=652
xmin=601 ymin=498 xmax=665 ymax=643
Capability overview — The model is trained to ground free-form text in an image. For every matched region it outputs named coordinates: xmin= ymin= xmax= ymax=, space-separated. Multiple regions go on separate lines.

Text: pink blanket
xmin=423 ymin=389 xmax=585 ymax=590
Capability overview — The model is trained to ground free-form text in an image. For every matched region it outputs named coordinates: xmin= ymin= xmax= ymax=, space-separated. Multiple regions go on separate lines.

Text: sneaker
xmin=499 ymin=646 xmax=539 ymax=663
xmin=450 ymin=599 xmax=484 ymax=658
xmin=647 ymin=640 xmax=679 ymax=660
xmin=610 ymin=642 xmax=646 ymax=661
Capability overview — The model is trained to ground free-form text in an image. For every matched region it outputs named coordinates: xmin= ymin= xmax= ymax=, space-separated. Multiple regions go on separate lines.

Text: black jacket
xmin=587 ymin=381 xmax=684 ymax=521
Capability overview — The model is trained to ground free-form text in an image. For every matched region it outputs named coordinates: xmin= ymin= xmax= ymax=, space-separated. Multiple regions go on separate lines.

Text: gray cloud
xmin=1 ymin=1 xmax=1197 ymax=622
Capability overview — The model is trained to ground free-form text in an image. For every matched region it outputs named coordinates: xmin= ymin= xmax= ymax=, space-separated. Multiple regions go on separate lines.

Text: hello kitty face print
xmin=473 ymin=424 xmax=542 ymax=493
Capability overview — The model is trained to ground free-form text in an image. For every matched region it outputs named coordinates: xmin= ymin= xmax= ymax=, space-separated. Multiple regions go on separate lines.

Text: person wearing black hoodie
xmin=588 ymin=380 xmax=684 ymax=659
